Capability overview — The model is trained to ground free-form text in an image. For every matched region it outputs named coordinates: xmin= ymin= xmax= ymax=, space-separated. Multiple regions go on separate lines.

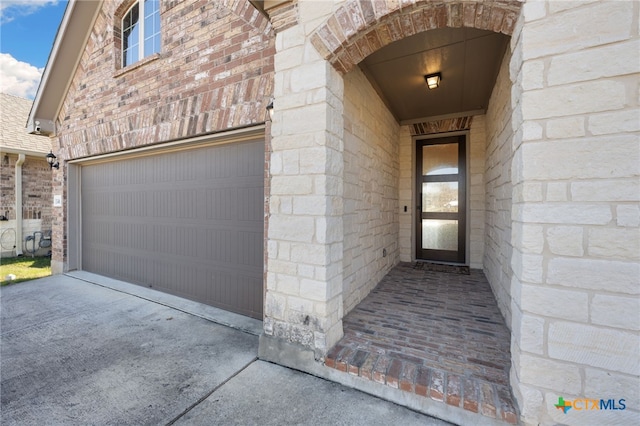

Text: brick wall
xmin=0 ymin=154 xmax=52 ymax=257
xmin=342 ymin=66 xmax=399 ymax=315
xmin=50 ymin=165 xmax=65 ymax=271
xmin=310 ymin=0 xmax=521 ymax=74
xmin=0 ymin=154 xmax=15 ymax=220
xmin=50 ymin=0 xmax=275 ymax=269
xmin=510 ymin=2 xmax=640 ymax=424
xmin=22 ymin=157 xmax=52 ymax=227
xmin=484 ymin=48 xmax=513 ymax=328
xmin=55 ymin=0 xmax=274 ymax=161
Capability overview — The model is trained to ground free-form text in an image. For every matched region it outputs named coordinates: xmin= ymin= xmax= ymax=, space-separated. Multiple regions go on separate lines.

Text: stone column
xmin=262 ymin=10 xmax=345 ymax=360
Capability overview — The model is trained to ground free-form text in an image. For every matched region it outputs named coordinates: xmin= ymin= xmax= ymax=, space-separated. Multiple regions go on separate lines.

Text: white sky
xmin=0 ymin=53 xmax=43 ymax=99
xmin=0 ymin=0 xmax=57 ymax=99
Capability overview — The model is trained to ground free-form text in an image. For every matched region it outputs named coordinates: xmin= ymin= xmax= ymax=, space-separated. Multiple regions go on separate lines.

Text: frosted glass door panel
xmin=421 ymin=219 xmax=458 ymax=251
xmin=422 ymin=182 xmax=458 ymax=212
xmin=421 ymin=143 xmax=458 ymax=175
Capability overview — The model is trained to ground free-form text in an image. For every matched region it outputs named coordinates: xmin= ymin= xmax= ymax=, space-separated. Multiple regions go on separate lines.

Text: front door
xmin=416 ymin=135 xmax=466 ymax=263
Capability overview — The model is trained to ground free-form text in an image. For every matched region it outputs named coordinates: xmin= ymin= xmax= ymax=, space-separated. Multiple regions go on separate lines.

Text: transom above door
xmin=416 ymin=135 xmax=466 ymax=263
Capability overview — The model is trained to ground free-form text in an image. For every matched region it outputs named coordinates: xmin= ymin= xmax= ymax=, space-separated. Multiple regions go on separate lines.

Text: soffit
xmin=27 ymin=0 xmax=102 ymax=134
xmin=359 ymin=27 xmax=510 ymax=122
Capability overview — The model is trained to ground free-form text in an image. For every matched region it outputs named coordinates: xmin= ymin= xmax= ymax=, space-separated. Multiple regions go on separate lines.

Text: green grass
xmin=0 ymin=256 xmax=52 ymax=286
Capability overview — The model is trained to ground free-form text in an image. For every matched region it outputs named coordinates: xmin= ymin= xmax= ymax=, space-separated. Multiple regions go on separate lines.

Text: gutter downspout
xmin=15 ymin=154 xmax=25 ymax=256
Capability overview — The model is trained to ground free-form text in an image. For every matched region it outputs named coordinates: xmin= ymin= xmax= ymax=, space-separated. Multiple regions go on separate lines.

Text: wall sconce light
xmin=266 ymin=98 xmax=274 ymax=121
xmin=424 ymin=73 xmax=441 ymax=90
xmin=46 ymin=151 xmax=59 ymax=169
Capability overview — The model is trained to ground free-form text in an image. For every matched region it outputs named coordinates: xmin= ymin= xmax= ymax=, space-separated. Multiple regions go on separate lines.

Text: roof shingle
xmin=0 ymin=93 xmax=52 ymax=154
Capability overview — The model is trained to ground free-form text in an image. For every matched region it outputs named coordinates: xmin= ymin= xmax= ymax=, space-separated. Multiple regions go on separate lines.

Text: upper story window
xmin=122 ymin=0 xmax=160 ymax=67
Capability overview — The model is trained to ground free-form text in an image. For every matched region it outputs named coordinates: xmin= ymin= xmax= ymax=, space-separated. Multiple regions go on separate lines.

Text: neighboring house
xmin=0 ymin=93 xmax=53 ymax=257
xmin=27 ymin=1 xmax=639 ymax=425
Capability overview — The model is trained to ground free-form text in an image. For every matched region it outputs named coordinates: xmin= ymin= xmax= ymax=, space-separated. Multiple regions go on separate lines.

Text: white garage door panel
xmin=81 ymin=140 xmax=264 ymax=319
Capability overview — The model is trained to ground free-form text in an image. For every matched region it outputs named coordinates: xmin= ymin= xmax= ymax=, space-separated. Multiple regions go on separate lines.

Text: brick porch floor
xmin=325 ymin=263 xmax=518 ymax=424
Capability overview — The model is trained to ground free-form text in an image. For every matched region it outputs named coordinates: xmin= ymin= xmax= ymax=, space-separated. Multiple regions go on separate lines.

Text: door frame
xmin=413 ymin=131 xmax=470 ymax=264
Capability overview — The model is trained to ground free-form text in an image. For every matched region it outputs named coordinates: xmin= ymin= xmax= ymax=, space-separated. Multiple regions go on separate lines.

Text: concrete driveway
xmin=1 ymin=273 xmax=450 ymax=426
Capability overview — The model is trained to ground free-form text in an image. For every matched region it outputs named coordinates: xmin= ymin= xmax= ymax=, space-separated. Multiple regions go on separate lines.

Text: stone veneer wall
xmin=398 ymin=126 xmax=412 ymax=262
xmin=468 ymin=116 xmax=486 ymax=269
xmin=484 ymin=47 xmax=514 ymax=328
xmin=509 ymin=2 xmax=639 ymax=424
xmin=264 ymin=0 xmax=346 ymax=356
xmin=342 ymin=67 xmax=399 ymax=315
xmin=49 ymin=0 xmax=274 ymax=270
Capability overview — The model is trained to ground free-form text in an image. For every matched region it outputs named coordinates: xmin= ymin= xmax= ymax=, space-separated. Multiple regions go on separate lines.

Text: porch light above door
xmin=424 ymin=73 xmax=441 ymax=90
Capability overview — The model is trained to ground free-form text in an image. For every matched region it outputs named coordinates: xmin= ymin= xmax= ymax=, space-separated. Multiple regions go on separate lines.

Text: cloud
xmin=0 ymin=0 xmax=58 ymax=24
xmin=0 ymin=53 xmax=43 ymax=99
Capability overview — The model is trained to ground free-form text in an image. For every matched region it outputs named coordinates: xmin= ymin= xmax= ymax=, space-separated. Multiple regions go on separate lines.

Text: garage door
xmin=81 ymin=140 xmax=264 ymax=319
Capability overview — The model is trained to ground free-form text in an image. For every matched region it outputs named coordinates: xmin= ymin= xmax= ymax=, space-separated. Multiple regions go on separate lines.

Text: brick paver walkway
xmin=325 ymin=263 xmax=518 ymax=424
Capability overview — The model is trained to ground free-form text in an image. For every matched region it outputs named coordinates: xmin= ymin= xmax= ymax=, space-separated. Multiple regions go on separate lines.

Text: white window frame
xmin=121 ymin=0 xmax=161 ymax=68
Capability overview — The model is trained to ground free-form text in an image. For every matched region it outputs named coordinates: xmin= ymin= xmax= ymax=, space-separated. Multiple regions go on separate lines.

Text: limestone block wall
xmin=264 ymin=0 xmax=346 ymax=356
xmin=510 ymin=2 xmax=640 ymax=424
xmin=484 ymin=47 xmax=514 ymax=328
xmin=398 ymin=126 xmax=412 ymax=262
xmin=342 ymin=67 xmax=399 ymax=315
xmin=468 ymin=116 xmax=486 ymax=269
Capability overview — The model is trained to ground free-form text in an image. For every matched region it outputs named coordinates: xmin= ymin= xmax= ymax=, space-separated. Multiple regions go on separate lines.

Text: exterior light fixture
xmin=424 ymin=73 xmax=441 ymax=90
xmin=266 ymin=98 xmax=274 ymax=121
xmin=46 ymin=151 xmax=59 ymax=169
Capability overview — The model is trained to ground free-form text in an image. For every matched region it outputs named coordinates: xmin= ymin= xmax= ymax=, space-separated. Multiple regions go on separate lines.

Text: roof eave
xmin=0 ymin=146 xmax=52 ymax=158
xmin=27 ymin=0 xmax=102 ymax=137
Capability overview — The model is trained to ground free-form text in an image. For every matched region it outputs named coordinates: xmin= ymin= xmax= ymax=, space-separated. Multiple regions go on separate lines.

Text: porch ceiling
xmin=359 ymin=27 xmax=510 ymax=122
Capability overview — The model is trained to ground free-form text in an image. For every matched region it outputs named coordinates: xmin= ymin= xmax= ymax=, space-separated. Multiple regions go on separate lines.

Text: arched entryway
xmin=309 ymin=0 xmax=521 ymax=270
xmin=310 ymin=0 xmax=522 ymax=424
xmin=262 ymin=2 xmax=638 ymax=425
xmin=310 ymin=0 xmax=521 ymax=73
